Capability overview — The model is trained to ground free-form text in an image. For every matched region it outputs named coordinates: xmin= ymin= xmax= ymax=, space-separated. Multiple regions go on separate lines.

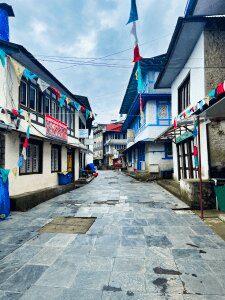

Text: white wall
xmin=171 ymin=33 xmax=209 ymax=180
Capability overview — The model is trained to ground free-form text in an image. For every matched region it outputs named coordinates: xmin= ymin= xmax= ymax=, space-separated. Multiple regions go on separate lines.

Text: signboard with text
xmin=78 ymin=129 xmax=89 ymax=138
xmin=45 ymin=114 xmax=68 ymax=141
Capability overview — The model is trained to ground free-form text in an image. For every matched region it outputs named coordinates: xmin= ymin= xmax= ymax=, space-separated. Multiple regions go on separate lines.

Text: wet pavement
xmin=1 ymin=170 xmax=225 ymax=299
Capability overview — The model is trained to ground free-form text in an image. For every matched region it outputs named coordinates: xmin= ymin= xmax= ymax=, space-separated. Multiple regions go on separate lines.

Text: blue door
xmin=138 ymin=144 xmax=145 ymax=170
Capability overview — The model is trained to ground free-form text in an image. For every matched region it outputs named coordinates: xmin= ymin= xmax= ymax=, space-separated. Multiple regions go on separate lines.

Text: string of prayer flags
xmin=0 ymin=48 xmax=6 ymax=67
xmin=23 ymin=69 xmax=38 ymax=81
xmin=59 ymin=94 xmax=66 ymax=108
xmin=23 ymin=137 xmax=29 ymax=149
xmin=51 ymin=87 xmax=61 ymax=98
xmin=9 ymin=57 xmax=25 ymax=85
xmin=133 ymin=44 xmax=142 ymax=63
xmin=37 ymin=78 xmax=50 ymax=92
xmin=127 ymin=0 xmax=139 ymax=24
xmin=208 ymin=88 xmax=216 ymax=98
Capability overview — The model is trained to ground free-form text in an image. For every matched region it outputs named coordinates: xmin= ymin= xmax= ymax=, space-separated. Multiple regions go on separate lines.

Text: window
xmin=19 ymin=140 xmax=42 ymax=175
xmin=165 ymin=143 xmax=172 ymax=158
xmin=20 ymin=81 xmax=27 ymax=106
xmin=178 ymin=74 xmax=190 ymax=113
xmin=30 ymin=86 xmax=37 ymax=110
xmin=38 ymin=92 xmax=44 ymax=114
xmin=45 ymin=96 xmax=50 ymax=115
xmin=51 ymin=145 xmax=61 ymax=172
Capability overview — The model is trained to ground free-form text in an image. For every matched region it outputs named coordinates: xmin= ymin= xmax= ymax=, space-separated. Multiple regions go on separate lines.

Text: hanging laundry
xmin=127 ymin=0 xmax=139 ymax=24
xmin=23 ymin=69 xmax=38 ymax=81
xmin=51 ymin=87 xmax=61 ymax=98
xmin=9 ymin=57 xmax=25 ymax=85
xmin=0 ymin=49 xmax=6 ymax=67
xmin=133 ymin=44 xmax=142 ymax=63
xmin=37 ymin=78 xmax=50 ymax=92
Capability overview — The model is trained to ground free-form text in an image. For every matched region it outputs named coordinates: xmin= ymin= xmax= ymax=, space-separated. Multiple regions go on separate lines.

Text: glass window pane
xmin=45 ymin=96 xmax=50 ymax=115
xmin=21 ymin=81 xmax=27 ymax=106
xmin=30 ymin=86 xmax=36 ymax=110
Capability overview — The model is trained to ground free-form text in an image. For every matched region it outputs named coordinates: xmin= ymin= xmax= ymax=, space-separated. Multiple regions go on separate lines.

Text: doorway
xmin=67 ymin=149 xmax=74 ymax=181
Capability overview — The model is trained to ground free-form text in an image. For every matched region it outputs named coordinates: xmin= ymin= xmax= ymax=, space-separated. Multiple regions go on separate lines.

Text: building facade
xmin=155 ymin=0 xmax=225 ymax=205
xmin=120 ymin=57 xmax=173 ymax=174
xmin=103 ymin=123 xmax=127 ymax=167
xmin=93 ymin=124 xmax=106 ymax=167
xmin=0 ymin=5 xmax=93 ymax=206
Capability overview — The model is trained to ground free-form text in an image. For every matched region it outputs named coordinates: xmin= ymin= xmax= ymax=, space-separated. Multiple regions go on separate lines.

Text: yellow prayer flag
xmin=11 ymin=167 xmax=18 ymax=177
xmin=9 ymin=57 xmax=25 ymax=85
xmin=66 ymin=97 xmax=72 ymax=104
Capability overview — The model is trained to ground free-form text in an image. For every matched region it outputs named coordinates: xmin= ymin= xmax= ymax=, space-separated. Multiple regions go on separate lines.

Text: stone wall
xmin=207 ymin=121 xmax=225 ymax=177
xmin=180 ymin=179 xmax=216 ymax=209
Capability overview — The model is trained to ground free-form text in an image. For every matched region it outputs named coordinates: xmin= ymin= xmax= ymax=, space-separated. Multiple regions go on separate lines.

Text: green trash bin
xmin=214 ymin=185 xmax=225 ymax=211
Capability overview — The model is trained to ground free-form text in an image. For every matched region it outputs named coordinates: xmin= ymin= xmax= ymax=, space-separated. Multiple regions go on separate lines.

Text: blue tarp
xmin=85 ymin=163 xmax=96 ymax=172
xmin=0 ymin=175 xmax=10 ymax=220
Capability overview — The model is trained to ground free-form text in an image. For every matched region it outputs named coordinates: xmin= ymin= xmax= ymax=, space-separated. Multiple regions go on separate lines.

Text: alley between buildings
xmin=1 ymin=171 xmax=225 ymax=299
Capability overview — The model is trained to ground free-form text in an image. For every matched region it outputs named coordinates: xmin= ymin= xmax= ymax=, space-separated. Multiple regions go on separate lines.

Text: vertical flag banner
xmin=9 ymin=57 xmax=25 ymax=85
xmin=133 ymin=44 xmax=142 ymax=63
xmin=127 ymin=0 xmax=139 ymax=24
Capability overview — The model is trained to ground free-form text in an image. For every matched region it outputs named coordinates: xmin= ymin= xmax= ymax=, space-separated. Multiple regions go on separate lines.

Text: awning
xmin=199 ymin=96 xmax=225 ymax=119
xmin=185 ymin=0 xmax=225 ymax=17
xmin=123 ymin=138 xmax=153 ymax=153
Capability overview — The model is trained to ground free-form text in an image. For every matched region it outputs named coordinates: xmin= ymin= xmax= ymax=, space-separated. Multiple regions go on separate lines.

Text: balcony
xmin=104 ymin=139 xmax=127 ymax=146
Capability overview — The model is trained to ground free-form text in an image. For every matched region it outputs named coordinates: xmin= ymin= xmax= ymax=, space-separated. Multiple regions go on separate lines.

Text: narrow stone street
xmin=1 ymin=171 xmax=225 ymax=299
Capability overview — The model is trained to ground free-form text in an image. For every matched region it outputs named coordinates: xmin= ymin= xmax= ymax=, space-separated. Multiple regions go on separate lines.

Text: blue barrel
xmin=0 ymin=175 xmax=10 ymax=220
xmin=58 ymin=172 xmax=73 ymax=185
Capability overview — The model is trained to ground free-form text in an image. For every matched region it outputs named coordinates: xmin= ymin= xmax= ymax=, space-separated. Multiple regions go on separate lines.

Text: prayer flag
xmin=216 ymin=82 xmax=225 ymax=96
xmin=130 ymin=22 xmax=138 ymax=44
xmin=194 ymin=146 xmax=198 ymax=157
xmin=59 ymin=94 xmax=66 ymax=108
xmin=23 ymin=69 xmax=38 ymax=81
xmin=26 ymin=126 xmax=30 ymax=139
xmin=66 ymin=97 xmax=72 ymax=105
xmin=127 ymin=0 xmax=139 ymax=24
xmin=198 ymin=100 xmax=204 ymax=111
xmin=37 ymin=78 xmax=50 ymax=92
xmin=174 ymin=118 xmax=177 ymax=129
xmin=18 ymin=155 xmax=23 ymax=168
xmin=0 ymin=49 xmax=6 ymax=67
xmin=51 ymin=87 xmax=61 ymax=98
xmin=23 ymin=137 xmax=29 ymax=149
xmin=22 ymin=147 xmax=27 ymax=160
xmin=133 ymin=44 xmax=142 ymax=63
xmin=11 ymin=167 xmax=17 ymax=177
xmin=73 ymin=101 xmax=81 ymax=111
xmin=10 ymin=57 xmax=25 ymax=85
xmin=86 ymin=109 xmax=90 ymax=120
xmin=137 ymin=62 xmax=144 ymax=93
xmin=208 ymin=89 xmax=216 ymax=98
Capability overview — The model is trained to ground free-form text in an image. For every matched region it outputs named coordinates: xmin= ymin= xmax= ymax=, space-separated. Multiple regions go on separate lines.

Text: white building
xmin=0 ymin=4 xmax=94 ymax=210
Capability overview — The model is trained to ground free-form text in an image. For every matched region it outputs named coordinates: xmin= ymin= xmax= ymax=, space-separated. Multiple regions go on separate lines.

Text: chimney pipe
xmin=0 ymin=3 xmax=14 ymax=42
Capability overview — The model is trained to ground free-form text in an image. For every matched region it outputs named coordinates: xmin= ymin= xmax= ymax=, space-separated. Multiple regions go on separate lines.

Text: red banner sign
xmin=45 ymin=114 xmax=68 ymax=141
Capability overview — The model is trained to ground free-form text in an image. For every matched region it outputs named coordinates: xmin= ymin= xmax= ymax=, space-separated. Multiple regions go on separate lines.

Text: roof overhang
xmin=199 ymin=96 xmax=225 ymax=120
xmin=155 ymin=16 xmax=206 ymax=89
xmin=185 ymin=0 xmax=225 ymax=17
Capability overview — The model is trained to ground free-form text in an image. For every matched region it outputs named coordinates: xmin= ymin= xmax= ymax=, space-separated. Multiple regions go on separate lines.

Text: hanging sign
xmin=78 ymin=129 xmax=89 ymax=138
xmin=45 ymin=114 xmax=68 ymax=141
xmin=127 ymin=129 xmax=135 ymax=143
xmin=176 ymin=131 xmax=193 ymax=144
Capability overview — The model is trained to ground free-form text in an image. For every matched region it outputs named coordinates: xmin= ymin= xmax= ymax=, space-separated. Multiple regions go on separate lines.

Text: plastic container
xmin=58 ymin=172 xmax=73 ymax=185
xmin=0 ymin=175 xmax=10 ymax=220
xmin=214 ymin=185 xmax=225 ymax=211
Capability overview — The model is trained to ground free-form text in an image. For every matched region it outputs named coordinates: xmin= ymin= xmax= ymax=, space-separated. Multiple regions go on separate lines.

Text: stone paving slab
xmin=0 ymin=170 xmax=225 ymax=299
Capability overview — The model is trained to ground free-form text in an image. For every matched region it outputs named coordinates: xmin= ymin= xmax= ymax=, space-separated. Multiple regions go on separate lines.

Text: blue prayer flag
xmin=73 ymin=101 xmax=81 ymax=111
xmin=17 ymin=155 xmax=24 ymax=168
xmin=137 ymin=62 xmax=144 ymax=93
xmin=127 ymin=0 xmax=138 ymax=25
xmin=59 ymin=94 xmax=66 ymax=108
xmin=0 ymin=49 xmax=6 ymax=67
xmin=86 ymin=109 xmax=90 ymax=120
xmin=23 ymin=69 xmax=38 ymax=81
xmin=208 ymin=89 xmax=216 ymax=98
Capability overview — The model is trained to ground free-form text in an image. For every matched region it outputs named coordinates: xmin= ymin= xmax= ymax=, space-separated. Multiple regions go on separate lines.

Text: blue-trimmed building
xmin=120 ymin=56 xmax=173 ymax=174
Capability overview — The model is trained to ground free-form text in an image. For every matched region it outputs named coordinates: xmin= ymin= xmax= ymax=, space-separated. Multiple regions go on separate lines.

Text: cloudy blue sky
xmin=6 ymin=0 xmax=187 ymax=123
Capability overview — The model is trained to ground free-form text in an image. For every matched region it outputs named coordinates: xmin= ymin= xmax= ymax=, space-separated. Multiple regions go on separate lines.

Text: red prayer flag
xmin=174 ymin=118 xmax=177 ymax=129
xmin=80 ymin=106 xmax=85 ymax=112
xmin=23 ymin=137 xmax=29 ymax=149
xmin=194 ymin=146 xmax=198 ymax=157
xmin=12 ymin=109 xmax=19 ymax=116
xmin=51 ymin=87 xmax=61 ymax=98
xmin=216 ymin=82 xmax=225 ymax=96
xmin=133 ymin=44 xmax=142 ymax=63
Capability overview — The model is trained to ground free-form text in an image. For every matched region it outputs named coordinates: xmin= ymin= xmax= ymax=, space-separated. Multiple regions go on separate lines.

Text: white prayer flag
xmin=37 ymin=78 xmax=50 ymax=92
xmin=130 ymin=22 xmax=138 ymax=44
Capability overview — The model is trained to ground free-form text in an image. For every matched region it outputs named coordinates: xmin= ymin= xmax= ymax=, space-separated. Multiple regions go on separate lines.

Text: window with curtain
xmin=19 ymin=140 xmax=42 ymax=175
xmin=51 ymin=145 xmax=61 ymax=172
